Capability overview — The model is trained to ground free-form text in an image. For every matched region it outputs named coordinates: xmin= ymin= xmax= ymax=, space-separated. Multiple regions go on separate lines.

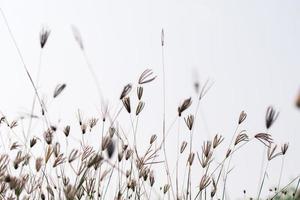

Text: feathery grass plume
xmin=63 ymin=125 xmax=70 ymax=137
xmin=81 ymin=146 xmax=94 ymax=161
xmin=137 ymin=86 xmax=143 ymax=100
xmin=234 ymin=130 xmax=249 ymax=146
xmin=255 ymin=133 xmax=273 ymax=147
xmin=198 ymin=141 xmax=213 ymax=168
xmin=150 ymin=134 xmax=157 ymax=144
xmin=281 ymin=143 xmax=289 ymax=155
xmin=212 ymin=134 xmax=224 ymax=149
xmin=135 ymin=101 xmax=145 ymax=116
xmin=68 ymin=149 xmax=80 ymax=163
xmin=53 ymin=83 xmax=66 ymax=98
xmin=9 ymin=120 xmax=18 ymax=129
xmin=265 ymin=106 xmax=279 ymax=129
xmin=39 ymin=26 xmax=51 ymax=49
xmin=120 ymin=83 xmax=132 ymax=100
xmin=122 ymin=97 xmax=131 ymax=113
xmin=188 ymin=152 xmax=195 ymax=166
xmin=87 ymin=153 xmax=103 ymax=169
xmin=202 ymin=141 xmax=212 ymax=157
xmin=199 ymin=175 xmax=211 ymax=192
xmin=138 ymin=69 xmax=157 ymax=85
xmin=184 ymin=114 xmax=194 ymax=130
xmin=10 ymin=142 xmax=21 ymax=150
xmin=198 ymin=151 xmax=213 ymax=168
xmin=180 ymin=141 xmax=188 ymax=153
xmin=178 ymin=97 xmax=192 ymax=117
xmin=267 ymin=144 xmax=282 ymax=161
xmin=238 ymin=110 xmax=247 ymax=124
xmin=163 ymin=184 xmax=170 ymax=194
xmin=101 ymin=136 xmax=110 ymax=151
xmin=225 ymin=149 xmax=232 ymax=158
xmin=71 ymin=25 xmax=84 ymax=50
xmin=30 ymin=137 xmax=37 ymax=148
xmin=88 ymin=117 xmax=98 ymax=131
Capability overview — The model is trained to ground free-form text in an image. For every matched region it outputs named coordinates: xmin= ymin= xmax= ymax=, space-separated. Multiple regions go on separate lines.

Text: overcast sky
xmin=0 ymin=0 xmax=300 ymax=199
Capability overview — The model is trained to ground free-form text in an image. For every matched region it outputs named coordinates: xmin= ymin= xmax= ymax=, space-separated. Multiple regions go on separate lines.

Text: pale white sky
xmin=0 ymin=0 xmax=300 ymax=199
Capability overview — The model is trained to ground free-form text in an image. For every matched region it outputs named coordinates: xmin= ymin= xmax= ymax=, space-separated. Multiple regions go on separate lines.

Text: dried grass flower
xmin=234 ymin=130 xmax=249 ymax=146
xmin=255 ymin=133 xmax=273 ymax=147
xmin=136 ymin=101 xmax=145 ymax=116
xmin=53 ymin=83 xmax=66 ymax=98
xmin=137 ymin=86 xmax=143 ymax=100
xmin=267 ymin=144 xmax=282 ymax=161
xmin=120 ymin=84 xmax=132 ymax=100
xmin=213 ymin=134 xmax=224 ymax=149
xmin=281 ymin=143 xmax=289 ymax=155
xmin=180 ymin=141 xmax=188 ymax=153
xmin=199 ymin=175 xmax=211 ymax=191
xmin=40 ymin=26 xmax=51 ymax=48
xmin=178 ymin=97 xmax=192 ymax=117
xmin=122 ymin=97 xmax=131 ymax=113
xmin=238 ymin=110 xmax=247 ymax=125
xmin=63 ymin=125 xmax=70 ymax=137
xmin=138 ymin=69 xmax=157 ymax=85
xmin=184 ymin=114 xmax=194 ymax=131
xmin=265 ymin=106 xmax=279 ymax=129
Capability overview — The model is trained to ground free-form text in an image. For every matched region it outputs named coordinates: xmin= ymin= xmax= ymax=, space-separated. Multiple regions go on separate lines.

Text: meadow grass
xmin=0 ymin=8 xmax=299 ymax=200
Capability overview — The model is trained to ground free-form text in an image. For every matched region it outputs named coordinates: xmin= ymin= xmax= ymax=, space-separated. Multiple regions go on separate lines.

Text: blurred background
xmin=0 ymin=0 xmax=299 ymax=199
